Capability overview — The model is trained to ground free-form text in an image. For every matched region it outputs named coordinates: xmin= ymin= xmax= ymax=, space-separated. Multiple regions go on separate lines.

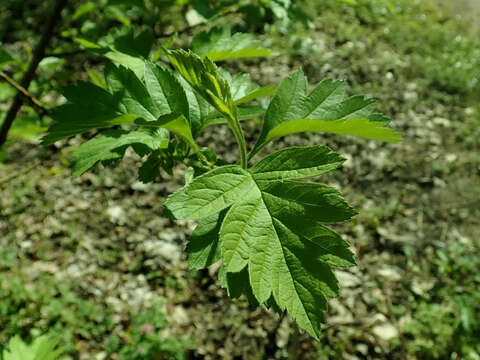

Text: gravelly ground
xmin=1 ymin=3 xmax=480 ymax=359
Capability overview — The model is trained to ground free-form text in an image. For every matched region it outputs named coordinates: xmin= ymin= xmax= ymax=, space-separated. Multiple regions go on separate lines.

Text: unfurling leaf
xmin=177 ymin=69 xmax=271 ymax=136
xmin=167 ymin=49 xmax=236 ymax=120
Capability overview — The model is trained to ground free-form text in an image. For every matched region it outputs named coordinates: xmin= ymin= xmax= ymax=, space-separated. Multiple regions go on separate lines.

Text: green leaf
xmin=105 ymin=4 xmax=131 ymax=25
xmin=135 ymin=113 xmax=197 ymax=151
xmin=71 ymin=128 xmax=169 ymax=178
xmin=164 ymin=146 xmax=356 ymax=338
xmin=138 ymin=150 xmax=165 ymax=182
xmin=174 ymin=74 xmax=216 ymax=137
xmin=105 ymin=63 xmax=158 ymax=120
xmin=105 ymin=51 xmax=147 ymax=79
xmin=164 ymin=165 xmax=256 ymax=220
xmin=258 ymin=181 xmax=357 ymax=223
xmin=3 ymin=335 xmax=65 ymax=360
xmin=250 ymin=146 xmax=345 ymax=181
xmin=104 ymin=27 xmax=153 ymax=58
xmin=191 ymin=0 xmax=219 ymax=19
xmin=223 ymin=71 xmax=259 ymax=101
xmin=44 ymin=63 xmax=197 ymax=150
xmin=75 ymin=28 xmax=154 ymax=78
xmin=43 ymin=81 xmax=138 ymax=144
xmin=72 ymin=2 xmax=96 ymax=20
xmin=219 ymin=69 xmax=277 ymax=105
xmin=191 ymin=27 xmax=273 ymax=61
xmin=250 ymin=69 xmax=401 ymax=158
xmin=168 ymin=49 xmax=249 ymax=167
xmin=234 ymin=84 xmax=277 ymax=105
xmin=264 ymin=117 xmax=403 ymax=145
xmin=87 ymin=69 xmax=107 ymax=89
xmin=142 ymin=62 xmax=197 ymax=149
xmin=144 ymin=62 xmax=189 ymax=119
xmin=219 ymin=266 xmax=260 ymax=306
xmin=186 ymin=210 xmax=226 ymax=270
xmin=138 ymin=152 xmax=160 ymax=182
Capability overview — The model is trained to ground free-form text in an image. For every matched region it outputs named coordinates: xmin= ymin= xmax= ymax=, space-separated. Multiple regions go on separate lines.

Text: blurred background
xmin=0 ymin=0 xmax=479 ymax=359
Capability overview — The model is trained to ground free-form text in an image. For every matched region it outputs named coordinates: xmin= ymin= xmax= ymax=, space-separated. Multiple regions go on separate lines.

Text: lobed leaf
xmin=71 ymin=128 xmax=169 ymax=178
xmin=43 ymin=81 xmax=138 ymax=144
xmin=164 ymin=146 xmax=357 ymax=337
xmin=44 ymin=64 xmax=197 ymax=150
xmin=105 ymin=63 xmax=158 ymax=120
xmin=250 ymin=69 xmax=401 ymax=158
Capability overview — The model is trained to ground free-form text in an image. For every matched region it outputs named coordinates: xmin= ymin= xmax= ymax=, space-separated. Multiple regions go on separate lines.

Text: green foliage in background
xmin=1 ymin=335 xmax=65 ymax=360
xmin=401 ymin=241 xmax=480 ymax=359
xmin=0 ymin=266 xmax=192 ymax=359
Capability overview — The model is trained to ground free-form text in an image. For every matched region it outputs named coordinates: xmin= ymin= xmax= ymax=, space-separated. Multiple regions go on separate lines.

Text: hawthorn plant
xmin=44 ymin=27 xmax=401 ymax=338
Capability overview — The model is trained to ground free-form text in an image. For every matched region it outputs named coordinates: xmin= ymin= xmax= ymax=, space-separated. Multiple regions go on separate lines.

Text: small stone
xmin=131 ymin=181 xmax=151 ymax=192
xmin=172 ymin=306 xmax=189 ymax=326
xmin=377 ymin=266 xmax=402 ymax=282
xmin=356 ymin=343 xmax=369 ymax=356
xmin=106 ymin=205 xmax=127 ymax=225
xmin=276 ymin=317 xmax=290 ymax=348
xmin=364 ymin=313 xmax=387 ymax=326
xmin=372 ymin=323 xmax=399 ymax=341
xmin=335 ymin=270 xmax=360 ymax=288
xmin=156 ymin=241 xmax=182 ymax=265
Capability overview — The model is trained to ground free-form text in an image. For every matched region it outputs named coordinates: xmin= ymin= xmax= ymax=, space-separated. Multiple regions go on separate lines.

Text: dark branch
xmin=0 ymin=0 xmax=68 ymax=147
xmin=0 ymin=71 xmax=49 ymax=116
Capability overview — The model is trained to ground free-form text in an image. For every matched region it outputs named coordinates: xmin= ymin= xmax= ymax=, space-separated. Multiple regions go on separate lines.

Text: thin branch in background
xmin=0 ymin=71 xmax=49 ymax=116
xmin=0 ymin=161 xmax=38 ymax=186
xmin=0 ymin=0 xmax=68 ymax=147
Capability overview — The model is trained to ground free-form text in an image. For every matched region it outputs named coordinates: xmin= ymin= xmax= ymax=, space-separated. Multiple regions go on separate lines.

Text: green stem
xmin=229 ymin=114 xmax=248 ymax=169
